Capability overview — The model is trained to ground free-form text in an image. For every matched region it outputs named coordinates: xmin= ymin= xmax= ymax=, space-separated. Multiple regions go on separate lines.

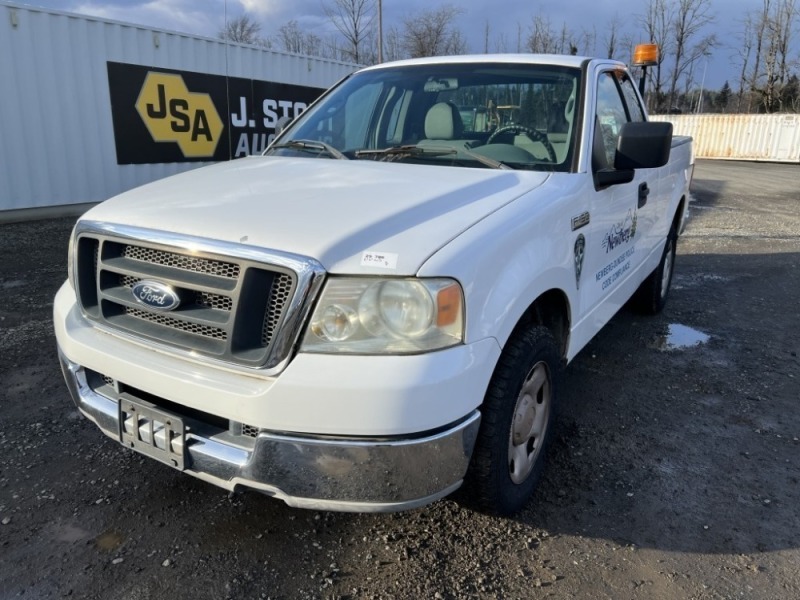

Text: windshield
xmin=267 ymin=62 xmax=581 ymax=171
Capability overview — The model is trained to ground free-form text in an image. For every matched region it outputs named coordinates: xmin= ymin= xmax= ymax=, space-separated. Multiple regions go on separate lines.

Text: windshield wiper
xmin=355 ymin=144 xmax=511 ymax=170
xmin=355 ymin=145 xmax=456 ymax=159
xmin=460 ymin=147 xmax=512 ymax=170
xmin=269 ymin=139 xmax=348 ymax=160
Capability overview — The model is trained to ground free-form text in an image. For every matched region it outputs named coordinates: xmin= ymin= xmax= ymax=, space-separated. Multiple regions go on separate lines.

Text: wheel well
xmin=509 ymin=289 xmax=571 ymax=363
xmin=675 ymin=196 xmax=687 ymax=232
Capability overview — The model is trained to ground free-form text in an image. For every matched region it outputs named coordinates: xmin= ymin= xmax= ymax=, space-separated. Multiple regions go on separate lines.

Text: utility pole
xmin=696 ymin=60 xmax=707 ymax=114
xmin=377 ymin=0 xmax=383 ymax=63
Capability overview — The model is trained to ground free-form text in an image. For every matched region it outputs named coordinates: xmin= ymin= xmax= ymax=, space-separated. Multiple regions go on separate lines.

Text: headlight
xmin=301 ymin=277 xmax=464 ymax=354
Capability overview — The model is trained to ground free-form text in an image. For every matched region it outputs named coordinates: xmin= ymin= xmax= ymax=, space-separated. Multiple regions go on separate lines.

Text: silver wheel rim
xmin=661 ymin=238 xmax=674 ymax=299
xmin=508 ymin=361 xmax=551 ymax=484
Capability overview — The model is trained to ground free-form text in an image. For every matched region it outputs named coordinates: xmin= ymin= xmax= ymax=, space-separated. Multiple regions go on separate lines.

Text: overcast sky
xmin=19 ymin=0 xmax=772 ymax=90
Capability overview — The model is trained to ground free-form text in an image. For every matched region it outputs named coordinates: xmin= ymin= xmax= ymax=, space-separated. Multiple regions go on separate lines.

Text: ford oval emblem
xmin=131 ymin=280 xmax=181 ymax=311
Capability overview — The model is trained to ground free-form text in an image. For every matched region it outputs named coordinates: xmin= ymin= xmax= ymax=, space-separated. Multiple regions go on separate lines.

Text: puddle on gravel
xmin=94 ymin=529 xmax=125 ymax=551
xmin=651 ymin=324 xmax=710 ymax=351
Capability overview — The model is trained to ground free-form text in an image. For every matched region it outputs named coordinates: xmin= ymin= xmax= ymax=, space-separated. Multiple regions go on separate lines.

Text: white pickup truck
xmin=55 ymin=54 xmax=692 ymax=515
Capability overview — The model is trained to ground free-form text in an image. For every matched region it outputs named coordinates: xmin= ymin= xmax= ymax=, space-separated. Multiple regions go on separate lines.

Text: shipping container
xmin=0 ymin=1 xmax=357 ymax=216
xmin=650 ymin=113 xmax=800 ymax=163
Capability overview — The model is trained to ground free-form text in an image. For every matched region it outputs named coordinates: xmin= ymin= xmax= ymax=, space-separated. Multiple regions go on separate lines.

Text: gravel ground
xmin=1 ymin=159 xmax=798 ymax=599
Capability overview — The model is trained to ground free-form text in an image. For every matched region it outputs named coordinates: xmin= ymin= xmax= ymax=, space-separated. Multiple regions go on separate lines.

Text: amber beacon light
xmin=633 ymin=43 xmax=659 ymax=67
xmin=632 ymin=43 xmax=659 ymax=96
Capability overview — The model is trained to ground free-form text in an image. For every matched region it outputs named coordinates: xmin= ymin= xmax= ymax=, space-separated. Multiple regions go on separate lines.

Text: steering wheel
xmin=486 ymin=125 xmax=557 ymax=162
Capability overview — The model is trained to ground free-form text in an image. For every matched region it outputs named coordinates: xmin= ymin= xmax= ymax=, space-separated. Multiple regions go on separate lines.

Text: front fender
xmin=418 ymin=176 xmax=583 ymax=354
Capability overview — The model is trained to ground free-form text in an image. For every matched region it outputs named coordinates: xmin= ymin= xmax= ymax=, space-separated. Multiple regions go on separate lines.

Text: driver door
xmin=579 ymin=70 xmax=654 ymax=319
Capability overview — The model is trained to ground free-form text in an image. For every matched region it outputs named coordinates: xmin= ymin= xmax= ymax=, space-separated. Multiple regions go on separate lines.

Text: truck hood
xmin=85 ymin=156 xmax=550 ymax=274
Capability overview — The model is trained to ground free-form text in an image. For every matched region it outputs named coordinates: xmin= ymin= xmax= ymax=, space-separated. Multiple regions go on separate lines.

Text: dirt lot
xmin=1 ymin=160 xmax=798 ymax=600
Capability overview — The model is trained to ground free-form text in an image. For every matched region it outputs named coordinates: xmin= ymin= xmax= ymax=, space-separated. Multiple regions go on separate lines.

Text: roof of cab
xmin=358 ymin=53 xmax=620 ymax=72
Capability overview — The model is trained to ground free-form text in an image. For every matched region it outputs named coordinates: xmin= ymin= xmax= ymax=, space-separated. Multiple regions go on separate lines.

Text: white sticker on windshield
xmin=361 ymin=251 xmax=398 ymax=270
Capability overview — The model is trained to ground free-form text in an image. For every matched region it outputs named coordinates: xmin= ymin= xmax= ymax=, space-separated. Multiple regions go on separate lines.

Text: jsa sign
xmin=107 ymin=62 xmax=324 ymax=165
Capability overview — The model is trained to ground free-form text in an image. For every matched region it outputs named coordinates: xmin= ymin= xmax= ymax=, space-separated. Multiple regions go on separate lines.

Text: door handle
xmin=638 ymin=182 xmax=650 ymax=208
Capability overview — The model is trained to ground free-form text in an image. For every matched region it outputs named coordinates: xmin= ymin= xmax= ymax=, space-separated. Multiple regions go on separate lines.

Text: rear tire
xmin=633 ymin=220 xmax=678 ymax=315
xmin=463 ymin=326 xmax=560 ymax=515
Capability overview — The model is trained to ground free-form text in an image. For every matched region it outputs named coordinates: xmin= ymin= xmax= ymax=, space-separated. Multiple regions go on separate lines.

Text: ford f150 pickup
xmin=55 ymin=53 xmax=692 ymax=515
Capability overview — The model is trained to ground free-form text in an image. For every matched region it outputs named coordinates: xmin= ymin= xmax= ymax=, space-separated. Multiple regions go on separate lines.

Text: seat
xmin=549 ymin=101 xmax=570 ymax=134
xmin=417 ymin=102 xmax=473 ymax=150
xmin=546 ymin=91 xmax=576 ymax=163
xmin=424 ymin=102 xmax=463 ymax=140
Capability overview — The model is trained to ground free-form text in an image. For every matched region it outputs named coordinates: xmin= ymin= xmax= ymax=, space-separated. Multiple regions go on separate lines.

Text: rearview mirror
xmin=424 ymin=77 xmax=459 ymax=92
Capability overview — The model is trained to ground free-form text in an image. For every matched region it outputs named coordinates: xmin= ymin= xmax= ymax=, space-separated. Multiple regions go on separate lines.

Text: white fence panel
xmin=650 ymin=114 xmax=800 ymax=163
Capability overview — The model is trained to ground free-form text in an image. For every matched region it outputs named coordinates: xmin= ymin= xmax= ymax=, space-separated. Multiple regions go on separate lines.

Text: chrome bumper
xmin=59 ymin=352 xmax=481 ymax=512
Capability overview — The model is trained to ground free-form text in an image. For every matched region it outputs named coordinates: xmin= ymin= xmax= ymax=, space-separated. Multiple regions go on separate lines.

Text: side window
xmin=595 ymin=72 xmax=629 ymax=167
xmin=617 ymin=73 xmax=645 ymax=122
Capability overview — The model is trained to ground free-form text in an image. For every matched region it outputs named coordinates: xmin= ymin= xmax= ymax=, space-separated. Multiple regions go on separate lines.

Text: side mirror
xmin=614 ymin=121 xmax=672 ymax=170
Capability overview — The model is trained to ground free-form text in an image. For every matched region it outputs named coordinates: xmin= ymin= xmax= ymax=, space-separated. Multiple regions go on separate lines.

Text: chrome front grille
xmin=72 ymin=222 xmax=326 ymax=372
xmin=262 ymin=273 xmax=293 ymax=347
xmin=126 ymin=306 xmax=229 ymax=340
xmin=122 ymin=245 xmax=240 ymax=278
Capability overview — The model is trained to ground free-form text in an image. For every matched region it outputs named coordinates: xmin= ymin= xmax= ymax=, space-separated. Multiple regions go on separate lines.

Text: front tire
xmin=464 ymin=326 xmax=560 ymax=515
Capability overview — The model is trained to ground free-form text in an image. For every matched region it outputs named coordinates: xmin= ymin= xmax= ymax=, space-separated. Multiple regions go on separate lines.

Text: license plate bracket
xmin=118 ymin=393 xmax=186 ymax=470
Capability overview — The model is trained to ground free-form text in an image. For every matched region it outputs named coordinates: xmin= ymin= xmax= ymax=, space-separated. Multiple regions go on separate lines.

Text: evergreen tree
xmin=717 ymin=80 xmax=731 ymax=112
xmin=780 ymin=75 xmax=799 ymax=113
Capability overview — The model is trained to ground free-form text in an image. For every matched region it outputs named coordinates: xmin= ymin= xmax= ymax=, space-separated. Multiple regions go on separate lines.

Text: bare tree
xmin=219 ymin=14 xmax=263 ymax=45
xmin=573 ymin=27 xmax=597 ymax=56
xmin=584 ymin=25 xmax=600 ymax=57
xmin=448 ymin=29 xmax=469 ymax=55
xmin=402 ymin=5 xmax=467 ymax=58
xmin=276 ymin=20 xmax=338 ymax=59
xmin=559 ymin=23 xmax=574 ymax=54
xmin=638 ymin=0 xmax=674 ymax=111
xmin=598 ymin=22 xmax=635 ymax=64
xmin=357 ymin=29 xmax=380 ymax=65
xmin=304 ymin=31 xmax=324 ymax=57
xmin=323 ymin=35 xmax=343 ymax=61
xmin=749 ymin=0 xmax=772 ymax=110
xmin=667 ymin=0 xmax=717 ymax=111
xmin=526 ymin=13 xmax=591 ymax=56
xmin=494 ymin=31 xmax=510 ymax=53
xmin=383 ymin=25 xmax=405 ymax=62
xmin=277 ymin=20 xmax=304 ymax=54
xmin=734 ymin=14 xmax=756 ymax=112
xmin=323 ymin=0 xmax=375 ymax=63
xmin=736 ymin=0 xmax=798 ymax=113
xmin=604 ymin=17 xmax=620 ymax=59
xmin=762 ymin=0 xmax=798 ymax=111
xmin=618 ymin=32 xmax=637 ymax=64
xmin=527 ymin=14 xmax=557 ymax=53
xmin=775 ymin=0 xmax=797 ymax=91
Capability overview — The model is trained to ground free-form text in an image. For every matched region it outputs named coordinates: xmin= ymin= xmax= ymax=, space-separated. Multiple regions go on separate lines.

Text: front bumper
xmin=59 ymin=353 xmax=481 ymax=512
